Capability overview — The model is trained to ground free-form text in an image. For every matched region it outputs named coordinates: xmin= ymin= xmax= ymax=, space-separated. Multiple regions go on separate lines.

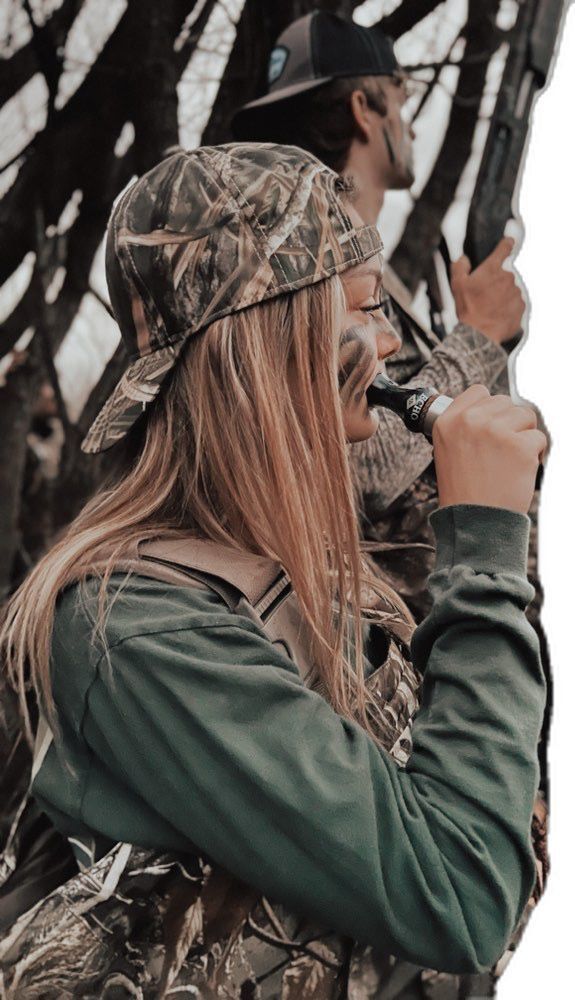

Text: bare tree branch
xmin=21 ymin=0 xmax=62 ymax=111
xmin=378 ymin=0 xmax=447 ymax=40
xmin=0 ymin=0 xmax=82 ymax=106
xmin=407 ymin=37 xmax=464 ymax=124
xmin=0 ymin=335 xmax=43 ymax=597
xmin=389 ymin=1 xmax=502 ymax=294
xmin=174 ymin=0 xmax=220 ymax=67
xmin=0 ymin=0 xmax=213 ymax=291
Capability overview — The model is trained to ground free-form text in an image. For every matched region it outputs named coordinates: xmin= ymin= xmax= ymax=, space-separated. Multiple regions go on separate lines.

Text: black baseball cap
xmin=232 ymin=11 xmax=399 ymax=134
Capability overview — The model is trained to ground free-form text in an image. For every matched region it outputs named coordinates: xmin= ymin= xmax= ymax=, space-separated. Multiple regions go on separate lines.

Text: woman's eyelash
xmin=361 ymin=296 xmax=392 ymax=316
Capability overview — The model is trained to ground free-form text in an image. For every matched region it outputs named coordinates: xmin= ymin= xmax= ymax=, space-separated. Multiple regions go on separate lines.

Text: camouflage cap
xmin=81 ymin=142 xmax=384 ymax=453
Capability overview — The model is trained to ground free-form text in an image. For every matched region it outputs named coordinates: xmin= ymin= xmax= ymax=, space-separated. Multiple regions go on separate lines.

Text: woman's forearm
xmin=397 ymin=504 xmax=545 ymax=968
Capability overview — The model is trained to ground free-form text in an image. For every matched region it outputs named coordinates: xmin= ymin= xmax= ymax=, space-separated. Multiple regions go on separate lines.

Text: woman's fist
xmin=433 ymin=385 xmax=547 ymax=514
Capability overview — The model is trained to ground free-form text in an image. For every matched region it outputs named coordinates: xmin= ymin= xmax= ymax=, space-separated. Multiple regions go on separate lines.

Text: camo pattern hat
xmin=81 ymin=143 xmax=384 ymax=453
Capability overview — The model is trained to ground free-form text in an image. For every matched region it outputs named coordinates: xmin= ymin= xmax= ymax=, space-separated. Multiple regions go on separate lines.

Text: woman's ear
xmin=349 ymin=90 xmax=374 ymax=143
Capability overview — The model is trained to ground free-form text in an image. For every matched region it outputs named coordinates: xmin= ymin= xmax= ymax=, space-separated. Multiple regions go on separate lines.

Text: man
xmin=232 ymin=10 xmax=531 ymax=621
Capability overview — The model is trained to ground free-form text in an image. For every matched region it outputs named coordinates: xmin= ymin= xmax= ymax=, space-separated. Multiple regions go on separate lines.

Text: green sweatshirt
xmin=33 ymin=505 xmax=545 ymax=974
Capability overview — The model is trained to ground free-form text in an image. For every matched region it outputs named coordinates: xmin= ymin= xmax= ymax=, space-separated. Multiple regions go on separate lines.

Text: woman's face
xmin=339 ymin=256 xmax=402 ymax=442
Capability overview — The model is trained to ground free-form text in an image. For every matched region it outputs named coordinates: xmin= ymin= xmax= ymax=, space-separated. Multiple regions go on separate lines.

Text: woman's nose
xmin=377 ymin=317 xmax=402 ymax=360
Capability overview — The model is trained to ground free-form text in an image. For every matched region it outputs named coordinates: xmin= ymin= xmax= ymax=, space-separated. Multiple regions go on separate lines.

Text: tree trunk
xmin=389 ymin=1 xmax=502 ymax=294
xmin=0 ymin=0 xmax=213 ymax=590
xmin=0 ymin=338 xmax=44 ymax=597
xmin=0 ymin=0 xmax=82 ymax=106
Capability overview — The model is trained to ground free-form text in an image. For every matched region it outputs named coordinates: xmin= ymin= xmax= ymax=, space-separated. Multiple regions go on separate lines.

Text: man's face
xmin=369 ymin=75 xmax=415 ymax=191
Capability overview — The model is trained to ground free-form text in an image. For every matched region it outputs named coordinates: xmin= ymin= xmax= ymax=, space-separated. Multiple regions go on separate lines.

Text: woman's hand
xmin=432 ymin=385 xmax=547 ymax=514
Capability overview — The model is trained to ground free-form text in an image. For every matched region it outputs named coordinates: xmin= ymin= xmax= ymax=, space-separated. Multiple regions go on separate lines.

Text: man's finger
xmin=451 ymin=254 xmax=471 ymax=282
xmin=483 ymin=236 xmax=515 ymax=270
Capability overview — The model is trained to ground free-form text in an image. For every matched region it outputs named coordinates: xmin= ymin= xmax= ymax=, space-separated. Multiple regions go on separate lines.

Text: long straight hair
xmin=1 ymin=275 xmax=412 ymax=744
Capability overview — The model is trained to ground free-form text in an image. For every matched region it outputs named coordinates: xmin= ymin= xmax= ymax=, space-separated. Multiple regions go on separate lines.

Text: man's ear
xmin=349 ymin=90 xmax=374 ymax=142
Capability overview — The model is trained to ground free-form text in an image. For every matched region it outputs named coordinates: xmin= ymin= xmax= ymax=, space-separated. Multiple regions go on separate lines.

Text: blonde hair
xmin=1 ymin=275 xmax=412 ymax=745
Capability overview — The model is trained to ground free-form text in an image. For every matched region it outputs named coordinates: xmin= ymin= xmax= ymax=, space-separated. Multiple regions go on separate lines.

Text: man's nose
xmin=377 ymin=318 xmax=402 ymax=360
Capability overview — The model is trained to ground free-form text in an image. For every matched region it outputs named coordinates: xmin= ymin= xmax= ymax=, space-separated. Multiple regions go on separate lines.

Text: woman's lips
xmin=365 ymin=366 xmax=387 ymax=407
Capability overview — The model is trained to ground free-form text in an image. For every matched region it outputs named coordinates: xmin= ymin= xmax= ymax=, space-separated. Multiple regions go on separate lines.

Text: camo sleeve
xmin=350 ymin=325 xmax=507 ymax=509
xmin=71 ymin=505 xmax=544 ymax=975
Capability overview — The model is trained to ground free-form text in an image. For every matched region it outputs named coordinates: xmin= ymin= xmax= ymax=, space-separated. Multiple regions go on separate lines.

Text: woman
xmin=0 ymin=144 xmax=546 ymax=998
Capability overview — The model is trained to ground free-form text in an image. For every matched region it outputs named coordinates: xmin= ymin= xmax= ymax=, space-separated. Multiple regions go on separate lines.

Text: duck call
xmin=366 ymin=374 xmax=452 ymax=439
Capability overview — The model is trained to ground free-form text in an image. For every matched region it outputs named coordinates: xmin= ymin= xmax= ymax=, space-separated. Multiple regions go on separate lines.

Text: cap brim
xmin=81 ymin=342 xmax=184 ymax=454
xmin=236 ymin=76 xmax=334 ymax=114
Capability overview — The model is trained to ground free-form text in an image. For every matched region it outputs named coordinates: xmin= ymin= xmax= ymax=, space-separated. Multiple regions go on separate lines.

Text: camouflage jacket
xmin=352 ymin=271 xmax=508 ymax=513
xmin=351 ymin=285 xmax=544 ymax=628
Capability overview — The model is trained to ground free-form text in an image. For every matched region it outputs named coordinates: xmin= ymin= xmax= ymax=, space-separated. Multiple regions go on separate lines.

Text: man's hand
xmin=451 ymin=237 xmax=525 ymax=344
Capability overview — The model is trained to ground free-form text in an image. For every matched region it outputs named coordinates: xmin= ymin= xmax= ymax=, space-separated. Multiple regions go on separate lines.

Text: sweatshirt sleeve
xmin=350 ymin=325 xmax=508 ymax=508
xmin=81 ymin=506 xmax=544 ymax=974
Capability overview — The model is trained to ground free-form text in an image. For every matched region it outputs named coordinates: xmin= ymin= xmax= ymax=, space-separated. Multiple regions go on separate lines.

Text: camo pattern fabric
xmin=352 ymin=291 xmax=545 ymax=628
xmin=357 ymin=287 xmax=443 ymax=619
xmin=350 ymin=300 xmax=508 ymax=517
xmin=0 ymin=620 xmax=423 ymax=999
xmin=82 ymin=143 xmax=383 ymax=454
xmin=361 ymin=466 xmax=439 ymax=622
xmin=359 ymin=435 xmax=543 ymax=628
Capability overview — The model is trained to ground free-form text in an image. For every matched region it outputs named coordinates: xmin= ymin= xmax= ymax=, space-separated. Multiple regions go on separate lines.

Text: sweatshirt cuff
xmin=430 ymin=504 xmax=531 ymax=577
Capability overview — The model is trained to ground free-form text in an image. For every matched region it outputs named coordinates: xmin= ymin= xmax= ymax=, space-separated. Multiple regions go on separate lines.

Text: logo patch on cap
xmin=268 ymin=46 xmax=289 ymax=86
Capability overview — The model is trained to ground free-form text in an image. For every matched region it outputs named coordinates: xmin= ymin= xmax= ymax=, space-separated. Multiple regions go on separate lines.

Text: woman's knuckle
xmin=518 ymin=436 xmax=539 ymax=462
xmin=488 ymin=417 xmax=504 ymax=435
xmin=461 ymin=408 xmax=481 ymax=433
xmin=520 ymin=405 xmax=537 ymax=425
xmin=464 ymin=385 xmax=489 ymax=406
